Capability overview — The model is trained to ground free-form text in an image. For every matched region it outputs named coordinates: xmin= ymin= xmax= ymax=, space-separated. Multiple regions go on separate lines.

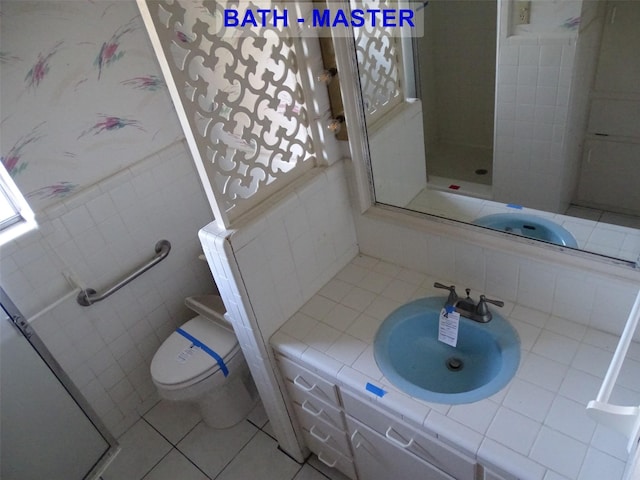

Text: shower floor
xmin=426 ymin=142 xmax=493 ymax=186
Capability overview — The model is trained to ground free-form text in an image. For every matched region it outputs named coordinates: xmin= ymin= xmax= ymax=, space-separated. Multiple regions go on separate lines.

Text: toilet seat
xmin=150 ymin=314 xmax=241 ymax=390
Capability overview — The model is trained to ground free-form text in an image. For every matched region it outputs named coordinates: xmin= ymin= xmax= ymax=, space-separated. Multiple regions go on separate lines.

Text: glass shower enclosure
xmin=0 ymin=287 xmax=119 ymax=479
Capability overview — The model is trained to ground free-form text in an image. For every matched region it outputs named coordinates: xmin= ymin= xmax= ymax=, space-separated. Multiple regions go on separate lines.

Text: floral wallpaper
xmin=0 ymin=1 xmax=183 ymax=210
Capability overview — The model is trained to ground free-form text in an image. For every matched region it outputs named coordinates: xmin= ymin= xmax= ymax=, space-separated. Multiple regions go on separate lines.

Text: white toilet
xmin=150 ymin=295 xmax=258 ymax=429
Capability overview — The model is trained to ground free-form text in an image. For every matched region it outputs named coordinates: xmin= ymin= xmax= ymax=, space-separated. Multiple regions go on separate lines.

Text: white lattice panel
xmin=140 ymin=0 xmax=316 ymax=225
xmin=351 ymin=0 xmax=404 ymax=123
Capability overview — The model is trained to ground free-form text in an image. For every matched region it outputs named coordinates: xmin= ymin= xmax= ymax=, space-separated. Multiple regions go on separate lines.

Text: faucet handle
xmin=476 ymin=295 xmax=504 ymax=317
xmin=480 ymin=295 xmax=504 ymax=308
xmin=433 ymin=282 xmax=458 ymax=305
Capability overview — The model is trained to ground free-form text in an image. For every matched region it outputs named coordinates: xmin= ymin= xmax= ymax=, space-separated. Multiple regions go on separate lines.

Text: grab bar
xmin=76 ymin=240 xmax=171 ymax=306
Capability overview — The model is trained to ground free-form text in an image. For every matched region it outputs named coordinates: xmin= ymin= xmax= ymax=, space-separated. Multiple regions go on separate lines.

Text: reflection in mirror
xmin=353 ymin=0 xmax=640 ymax=265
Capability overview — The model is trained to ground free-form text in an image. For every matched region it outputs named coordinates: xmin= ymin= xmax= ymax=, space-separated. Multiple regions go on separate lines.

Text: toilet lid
xmin=151 ymin=315 xmax=239 ymax=387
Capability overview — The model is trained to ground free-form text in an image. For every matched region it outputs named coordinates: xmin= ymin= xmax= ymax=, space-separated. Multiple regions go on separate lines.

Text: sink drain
xmin=446 ymin=357 xmax=464 ymax=371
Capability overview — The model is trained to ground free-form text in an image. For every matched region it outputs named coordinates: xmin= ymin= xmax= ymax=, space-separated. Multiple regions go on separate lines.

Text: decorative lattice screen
xmin=351 ymin=0 xmax=404 ymax=124
xmin=141 ymin=0 xmax=317 ymax=225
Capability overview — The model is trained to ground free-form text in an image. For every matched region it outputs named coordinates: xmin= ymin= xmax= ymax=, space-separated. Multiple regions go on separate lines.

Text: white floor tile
xmin=142 ymin=449 xmax=209 ymax=480
xmin=102 ymin=420 xmax=172 ymax=480
xmin=247 ymin=400 xmax=269 ymax=428
xmin=293 ymin=463 xmax=329 ymax=480
xmin=306 ymin=455 xmax=352 ymax=480
xmin=177 ymin=421 xmax=257 ymax=478
xmin=263 ymin=420 xmax=276 ymax=439
xmin=144 ymin=400 xmax=201 ymax=444
xmin=215 ymin=431 xmax=301 ymax=480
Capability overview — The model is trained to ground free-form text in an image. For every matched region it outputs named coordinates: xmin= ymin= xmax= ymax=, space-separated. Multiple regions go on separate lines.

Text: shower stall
xmin=0 ymin=287 xmax=119 ymax=479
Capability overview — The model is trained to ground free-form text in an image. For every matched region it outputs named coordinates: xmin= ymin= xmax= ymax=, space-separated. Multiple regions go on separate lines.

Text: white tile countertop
xmin=271 ymin=254 xmax=640 ymax=480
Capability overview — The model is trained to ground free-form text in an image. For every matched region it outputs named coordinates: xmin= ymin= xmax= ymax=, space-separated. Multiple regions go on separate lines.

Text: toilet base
xmin=198 ymin=361 xmax=259 ymax=429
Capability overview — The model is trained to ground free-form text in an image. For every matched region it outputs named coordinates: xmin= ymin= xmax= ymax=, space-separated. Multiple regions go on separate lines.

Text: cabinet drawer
xmin=301 ymin=423 xmax=350 ymax=462
xmin=342 ymin=389 xmax=476 ymax=480
xmin=293 ymin=397 xmax=347 ymax=437
xmin=306 ymin=433 xmax=357 ymax=480
xmin=277 ymin=356 xmax=340 ymax=406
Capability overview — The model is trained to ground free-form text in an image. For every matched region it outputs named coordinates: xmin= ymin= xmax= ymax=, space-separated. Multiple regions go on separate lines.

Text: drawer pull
xmin=350 ymin=429 xmax=363 ymax=449
xmin=385 ymin=426 xmax=414 ymax=448
xmin=310 ymin=425 xmax=331 ymax=443
xmin=293 ymin=375 xmax=316 ymax=392
xmin=301 ymin=400 xmax=323 ymax=417
xmin=317 ymin=451 xmax=338 ymax=468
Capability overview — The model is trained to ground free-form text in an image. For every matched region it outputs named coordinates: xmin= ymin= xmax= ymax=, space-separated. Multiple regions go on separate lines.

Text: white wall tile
xmin=517 ymin=261 xmax=557 ymax=311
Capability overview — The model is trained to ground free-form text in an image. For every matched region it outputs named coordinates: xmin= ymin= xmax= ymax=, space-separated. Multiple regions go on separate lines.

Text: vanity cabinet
xmin=483 ymin=470 xmax=510 ymax=480
xmin=276 ymin=355 xmax=357 ymax=479
xmin=275 ymin=352 xmax=480 ymax=480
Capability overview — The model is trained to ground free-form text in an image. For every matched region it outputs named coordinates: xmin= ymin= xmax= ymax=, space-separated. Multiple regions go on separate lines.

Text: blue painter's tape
xmin=176 ymin=327 xmax=229 ymax=377
xmin=506 ymin=203 xmax=523 ymax=209
xmin=445 ymin=305 xmax=456 ymax=314
xmin=366 ymin=382 xmax=386 ymax=397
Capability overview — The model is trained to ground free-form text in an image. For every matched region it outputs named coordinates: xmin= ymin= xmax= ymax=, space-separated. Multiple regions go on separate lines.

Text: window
xmin=0 ymin=164 xmax=36 ymax=246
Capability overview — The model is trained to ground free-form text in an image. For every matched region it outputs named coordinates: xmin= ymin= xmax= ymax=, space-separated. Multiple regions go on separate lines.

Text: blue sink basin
xmin=473 ymin=213 xmax=578 ymax=248
xmin=374 ymin=296 xmax=520 ymax=404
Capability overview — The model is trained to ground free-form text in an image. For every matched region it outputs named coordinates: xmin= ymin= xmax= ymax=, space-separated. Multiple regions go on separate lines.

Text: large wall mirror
xmin=348 ymin=0 xmax=640 ymax=265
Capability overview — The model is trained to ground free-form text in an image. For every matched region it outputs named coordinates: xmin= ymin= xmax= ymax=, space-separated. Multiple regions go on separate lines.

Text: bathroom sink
xmin=374 ymin=296 xmax=520 ymax=404
xmin=473 ymin=213 xmax=578 ymax=248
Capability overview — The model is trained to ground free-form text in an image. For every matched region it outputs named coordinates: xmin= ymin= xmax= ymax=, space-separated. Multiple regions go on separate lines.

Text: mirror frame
xmin=329 ymin=9 xmax=639 ymax=277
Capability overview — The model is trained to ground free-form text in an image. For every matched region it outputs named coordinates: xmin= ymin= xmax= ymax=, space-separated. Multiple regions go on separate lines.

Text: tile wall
xmin=493 ymin=36 xmax=578 ymax=214
xmin=0 ymin=141 xmax=215 ymax=436
xmin=355 ymin=210 xmax=640 ymax=342
xmin=199 ymin=160 xmax=358 ymax=460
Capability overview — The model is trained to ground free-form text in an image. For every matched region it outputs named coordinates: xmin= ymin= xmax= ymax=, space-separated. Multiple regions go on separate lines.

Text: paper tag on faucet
xmin=438 ymin=307 xmax=459 ymax=347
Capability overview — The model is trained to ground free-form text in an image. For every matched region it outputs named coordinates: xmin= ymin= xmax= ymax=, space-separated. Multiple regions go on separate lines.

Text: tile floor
xmin=101 ymin=400 xmax=349 ymax=480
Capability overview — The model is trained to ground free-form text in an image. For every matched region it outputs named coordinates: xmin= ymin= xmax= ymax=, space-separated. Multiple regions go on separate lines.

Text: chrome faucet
xmin=434 ymin=283 xmax=504 ymax=323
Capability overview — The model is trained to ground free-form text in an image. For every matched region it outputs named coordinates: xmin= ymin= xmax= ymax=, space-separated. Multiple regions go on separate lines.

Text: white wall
xmin=0 ymin=141 xmax=215 ymax=436
xmin=429 ymin=0 xmax=497 ymax=149
xmin=0 ymin=1 xmax=182 ymax=211
xmin=369 ymin=101 xmax=427 ymax=207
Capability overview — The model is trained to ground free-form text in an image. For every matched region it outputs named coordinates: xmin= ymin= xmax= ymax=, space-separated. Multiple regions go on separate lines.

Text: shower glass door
xmin=0 ymin=287 xmax=119 ymax=479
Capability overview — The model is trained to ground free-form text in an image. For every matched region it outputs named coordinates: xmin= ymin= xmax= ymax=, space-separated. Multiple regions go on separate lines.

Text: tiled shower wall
xmin=493 ymin=36 xmax=579 ymax=214
xmin=0 ymin=141 xmax=215 ymax=436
